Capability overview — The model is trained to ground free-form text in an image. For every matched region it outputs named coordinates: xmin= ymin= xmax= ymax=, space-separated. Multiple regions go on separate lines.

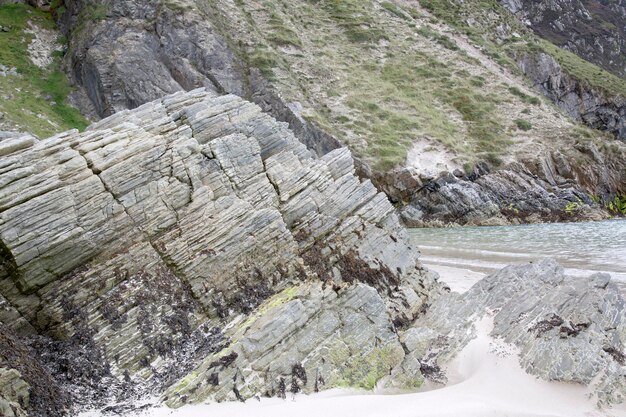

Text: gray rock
xmin=0 ymin=88 xmax=440 ymax=412
xmin=401 ymin=148 xmax=625 ymax=226
xmin=402 ymin=259 xmax=626 ymax=406
xmin=502 ymin=0 xmax=626 ymax=80
xmin=517 ymin=51 xmax=626 ymax=141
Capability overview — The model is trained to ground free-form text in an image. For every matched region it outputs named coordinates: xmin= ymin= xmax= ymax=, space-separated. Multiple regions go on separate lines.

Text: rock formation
xmin=0 ymin=90 xmax=625 ymax=415
xmin=405 ymin=259 xmax=626 ymax=406
xmin=501 ymin=0 xmax=626 ymax=80
xmin=516 ymin=52 xmax=626 ymax=142
xmin=401 ymin=144 xmax=626 ymax=226
xmin=0 ymin=88 xmax=441 ymax=414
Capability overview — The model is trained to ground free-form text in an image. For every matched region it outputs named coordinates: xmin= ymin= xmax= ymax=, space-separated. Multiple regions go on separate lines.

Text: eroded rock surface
xmin=501 ymin=0 xmax=626 ymax=80
xmin=403 ymin=259 xmax=626 ymax=405
xmin=1 ymin=88 xmax=624 ymax=415
xmin=401 ymin=145 xmax=626 ymax=226
xmin=518 ymin=52 xmax=626 ymax=142
xmin=0 ymin=88 xmax=440 ymax=413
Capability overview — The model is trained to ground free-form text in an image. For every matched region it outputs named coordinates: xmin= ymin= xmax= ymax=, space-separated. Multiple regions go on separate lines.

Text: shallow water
xmin=409 ymin=219 xmax=626 ymax=282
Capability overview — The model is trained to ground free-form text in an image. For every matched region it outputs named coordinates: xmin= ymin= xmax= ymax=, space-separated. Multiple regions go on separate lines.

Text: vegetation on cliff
xmin=0 ymin=3 xmax=87 ymax=137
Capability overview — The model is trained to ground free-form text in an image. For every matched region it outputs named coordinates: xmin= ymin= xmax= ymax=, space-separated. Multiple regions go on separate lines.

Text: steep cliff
xmin=501 ymin=0 xmax=626 ymax=80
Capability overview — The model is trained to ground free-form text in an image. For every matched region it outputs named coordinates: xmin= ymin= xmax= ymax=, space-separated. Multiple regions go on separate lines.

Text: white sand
xmin=425 ymin=263 xmax=486 ymax=293
xmin=80 ymin=317 xmax=626 ymax=417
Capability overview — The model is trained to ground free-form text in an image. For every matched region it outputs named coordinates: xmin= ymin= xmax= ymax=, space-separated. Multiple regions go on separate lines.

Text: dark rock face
xmin=517 ymin=52 xmax=626 ymax=142
xmin=0 ymin=324 xmax=70 ymax=417
xmin=57 ymin=0 xmax=342 ymax=158
xmin=401 ymin=145 xmax=626 ymax=226
xmin=52 ymin=0 xmax=625 ymax=226
xmin=502 ymin=0 xmax=626 ymax=80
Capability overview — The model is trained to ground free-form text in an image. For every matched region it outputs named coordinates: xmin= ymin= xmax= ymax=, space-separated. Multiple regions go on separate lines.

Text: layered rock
xmin=1 ymin=90 xmax=625 ymax=413
xmin=0 ymin=88 xmax=440 ymax=413
xmin=403 ymin=259 xmax=626 ymax=406
xmin=517 ymin=52 xmax=626 ymax=142
xmin=39 ymin=0 xmax=625 ymax=228
xmin=401 ymin=144 xmax=626 ymax=226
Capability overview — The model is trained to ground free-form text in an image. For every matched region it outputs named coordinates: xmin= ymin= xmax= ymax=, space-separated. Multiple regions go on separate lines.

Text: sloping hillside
xmin=0 ymin=3 xmax=87 ymax=137
xmin=1 ymin=0 xmax=625 ymax=225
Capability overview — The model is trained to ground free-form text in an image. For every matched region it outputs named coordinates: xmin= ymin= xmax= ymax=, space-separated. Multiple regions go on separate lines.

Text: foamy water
xmin=410 ymin=219 xmax=626 ymax=282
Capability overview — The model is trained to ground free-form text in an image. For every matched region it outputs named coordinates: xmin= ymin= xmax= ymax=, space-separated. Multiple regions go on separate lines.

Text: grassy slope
xmin=417 ymin=0 xmax=626 ymax=97
xmin=0 ymin=4 xmax=87 ymax=138
xmin=204 ymin=0 xmax=615 ymax=172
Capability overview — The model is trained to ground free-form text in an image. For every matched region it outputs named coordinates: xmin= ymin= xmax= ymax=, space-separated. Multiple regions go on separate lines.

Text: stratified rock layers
xmin=0 ymin=88 xmax=439 ymax=412
xmin=406 ymin=260 xmax=626 ymax=406
xmin=0 ymin=89 xmax=624 ymax=415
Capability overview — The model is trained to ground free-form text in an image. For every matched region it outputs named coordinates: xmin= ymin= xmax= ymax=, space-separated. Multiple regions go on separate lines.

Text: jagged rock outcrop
xmin=57 ymin=0 xmax=342 ymax=158
xmin=1 ymin=89 xmax=625 ymax=413
xmin=0 ymin=88 xmax=440 ymax=413
xmin=403 ymin=259 xmax=626 ymax=406
xmin=401 ymin=144 xmax=626 ymax=226
xmin=45 ymin=0 xmax=626 ymax=226
xmin=517 ymin=52 xmax=626 ymax=142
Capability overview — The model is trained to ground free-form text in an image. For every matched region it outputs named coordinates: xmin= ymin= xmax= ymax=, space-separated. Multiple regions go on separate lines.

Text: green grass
xmin=514 ymin=119 xmax=532 ymax=131
xmin=416 ymin=0 xmax=626 ymax=98
xmin=416 ymin=26 xmax=459 ymax=51
xmin=0 ymin=4 xmax=88 ymax=137
xmin=267 ymin=12 xmax=303 ymax=47
xmin=381 ymin=2 xmax=410 ymax=20
xmin=213 ymin=0 xmax=591 ymax=173
xmin=336 ymin=51 xmax=509 ymax=170
xmin=320 ymin=0 xmax=387 ymax=44
xmin=508 ymin=86 xmax=541 ymax=105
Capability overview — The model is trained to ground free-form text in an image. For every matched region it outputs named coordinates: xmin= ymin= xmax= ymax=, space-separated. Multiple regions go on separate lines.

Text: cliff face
xmin=1 ymin=90 xmax=625 ymax=415
xmin=0 ymin=0 xmax=624 ymax=226
xmin=498 ymin=0 xmax=626 ymax=142
xmin=502 ymin=0 xmax=626 ymax=80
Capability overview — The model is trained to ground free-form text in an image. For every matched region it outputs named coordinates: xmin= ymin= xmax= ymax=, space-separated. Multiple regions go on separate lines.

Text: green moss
xmin=329 ymin=344 xmax=402 ymax=390
xmin=237 ymin=286 xmax=300 ymax=332
xmin=606 ymin=195 xmax=626 ymax=215
xmin=0 ymin=4 xmax=88 ymax=137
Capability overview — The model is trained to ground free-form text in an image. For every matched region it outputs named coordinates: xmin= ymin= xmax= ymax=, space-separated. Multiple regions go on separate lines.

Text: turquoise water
xmin=409 ymin=219 xmax=626 ymax=281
